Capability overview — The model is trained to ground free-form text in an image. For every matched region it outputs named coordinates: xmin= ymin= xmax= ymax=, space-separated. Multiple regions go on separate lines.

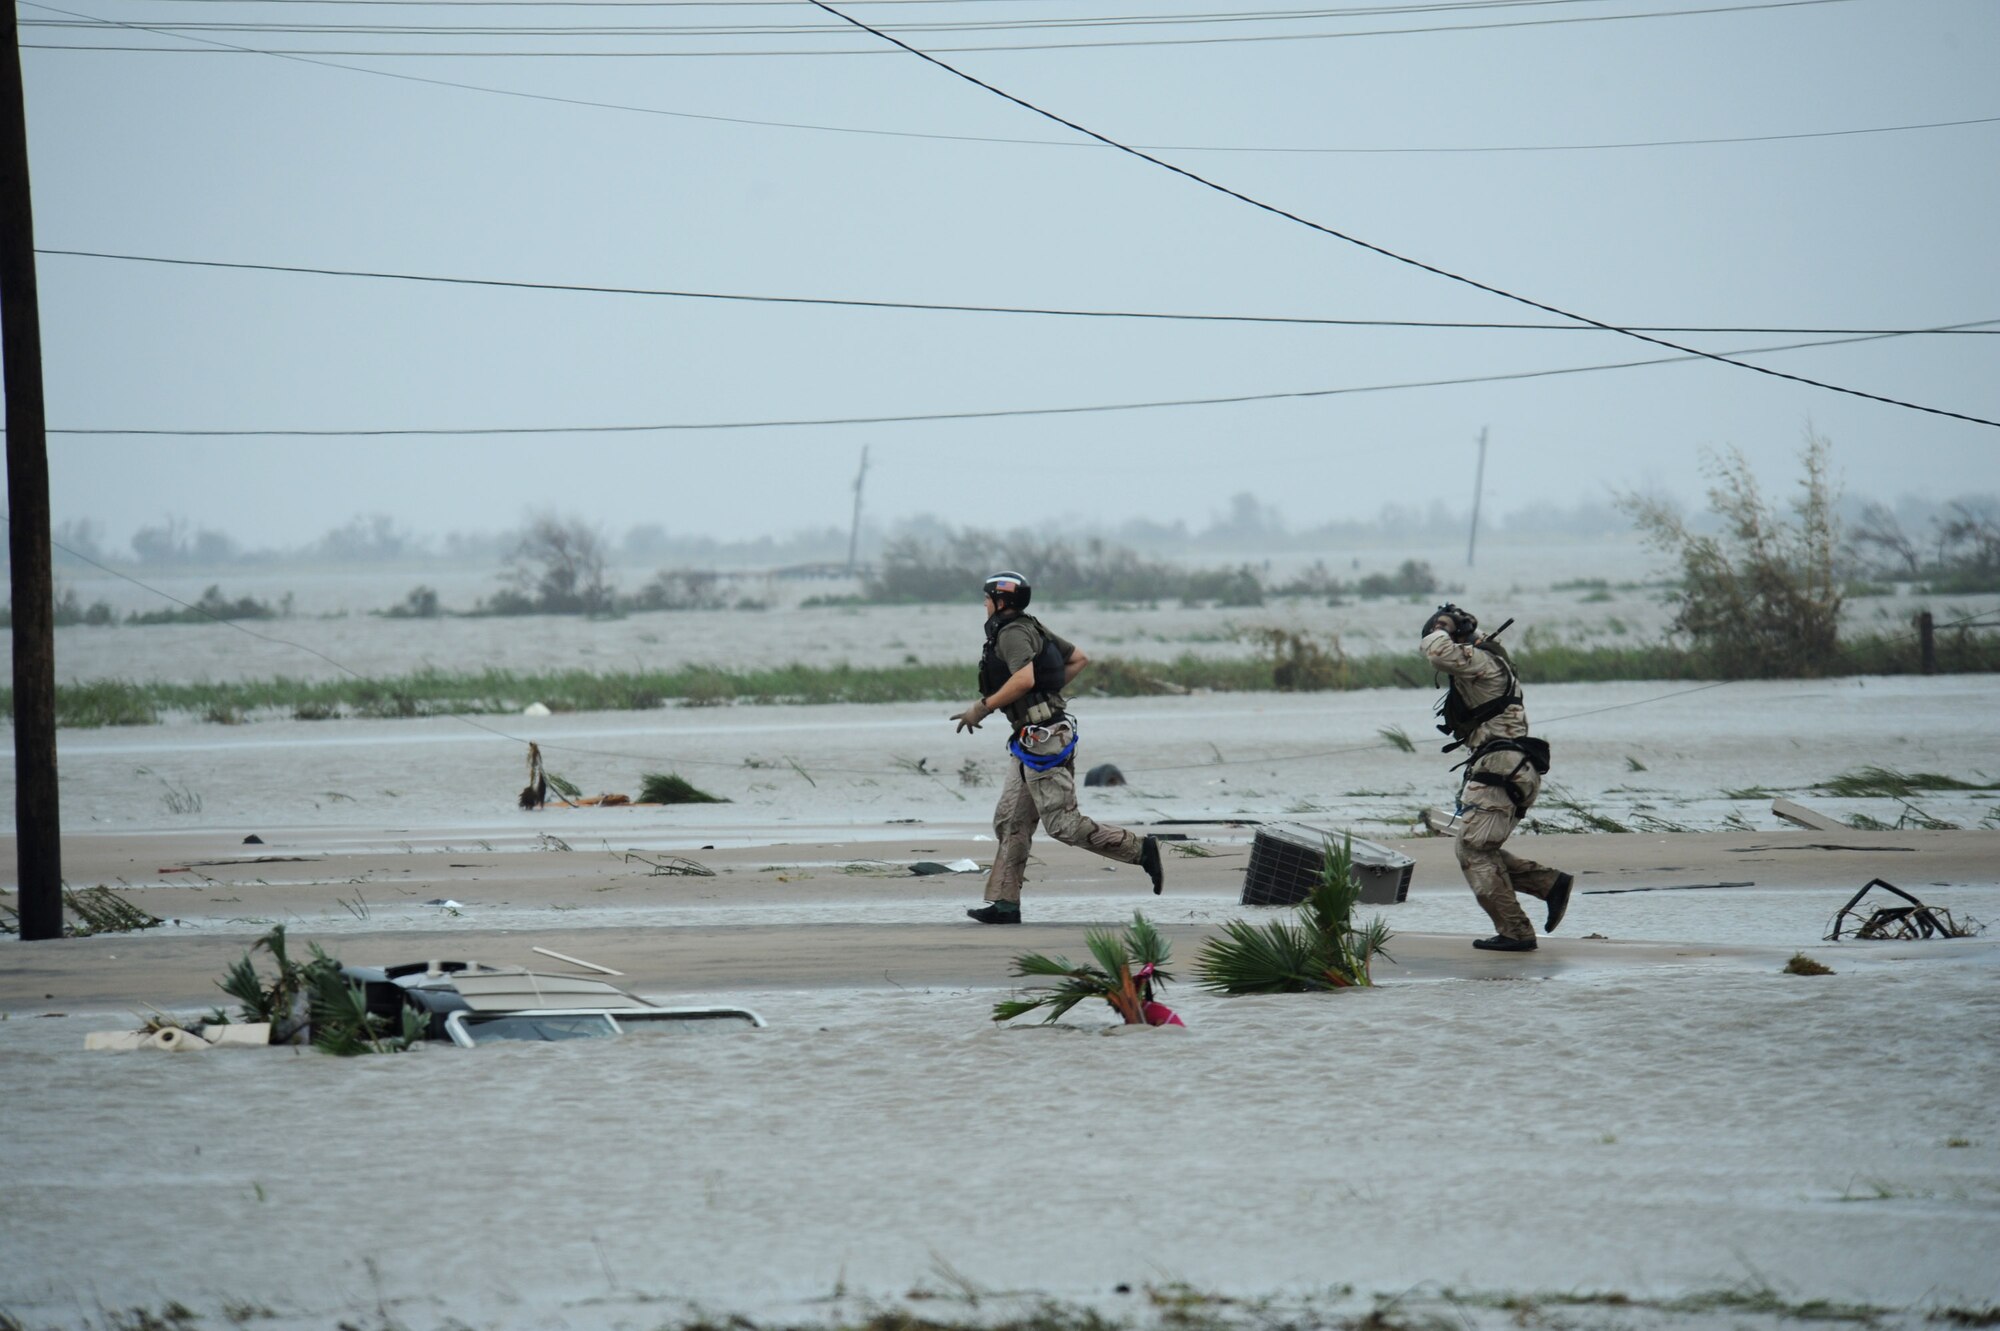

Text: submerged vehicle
xmin=340 ymin=959 xmax=765 ymax=1047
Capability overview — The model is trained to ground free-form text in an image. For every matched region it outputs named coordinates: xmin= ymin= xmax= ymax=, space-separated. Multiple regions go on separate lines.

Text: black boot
xmin=967 ymin=900 xmax=1022 ymax=925
xmin=1473 ymin=934 xmax=1538 ymax=952
xmin=1140 ymin=835 xmax=1165 ymax=894
xmin=1545 ymin=873 xmax=1574 ymax=934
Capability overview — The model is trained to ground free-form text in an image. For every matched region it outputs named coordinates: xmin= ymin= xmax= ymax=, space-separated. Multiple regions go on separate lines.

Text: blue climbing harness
xmin=1010 ymin=721 xmax=1078 ymax=772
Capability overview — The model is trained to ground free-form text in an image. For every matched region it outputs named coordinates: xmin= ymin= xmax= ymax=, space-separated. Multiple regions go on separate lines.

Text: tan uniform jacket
xmin=1421 ymin=629 xmax=1538 ymax=815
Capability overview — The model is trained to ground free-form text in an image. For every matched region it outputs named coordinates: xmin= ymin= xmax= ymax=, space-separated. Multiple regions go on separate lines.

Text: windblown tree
xmin=1197 ymin=836 xmax=1393 ymax=993
xmin=993 ymin=912 xmax=1180 ymax=1026
xmin=1618 ymin=433 xmax=1843 ymax=678
xmin=498 ymin=513 xmax=614 ymax=614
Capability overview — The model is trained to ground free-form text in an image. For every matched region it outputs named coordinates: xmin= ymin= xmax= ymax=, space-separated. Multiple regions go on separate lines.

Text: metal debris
xmin=622 ymin=851 xmax=716 ymax=878
xmin=1825 ymin=878 xmax=1984 ymax=941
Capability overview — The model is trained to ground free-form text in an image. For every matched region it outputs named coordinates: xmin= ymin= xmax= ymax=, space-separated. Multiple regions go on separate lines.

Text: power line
xmin=39 ymin=324 xmax=1990 ymax=438
xmin=28 ymin=4 xmax=1989 ymax=157
xmin=39 ymin=248 xmax=2000 ymax=338
xmin=18 ymin=2 xmax=1726 ymax=36
xmin=806 ymin=0 xmax=2000 ymax=431
xmin=22 ymin=0 xmax=1861 ymax=55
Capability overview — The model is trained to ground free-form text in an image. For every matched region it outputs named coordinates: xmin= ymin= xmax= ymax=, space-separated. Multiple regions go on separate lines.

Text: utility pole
xmin=1465 ymin=426 xmax=1488 ymax=568
xmin=845 ymin=444 xmax=869 ymax=575
xmin=1 ymin=0 xmax=63 ymax=940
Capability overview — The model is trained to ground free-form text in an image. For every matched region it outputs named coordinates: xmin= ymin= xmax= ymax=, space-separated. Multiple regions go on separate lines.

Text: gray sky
xmin=17 ymin=0 xmax=2000 ymax=551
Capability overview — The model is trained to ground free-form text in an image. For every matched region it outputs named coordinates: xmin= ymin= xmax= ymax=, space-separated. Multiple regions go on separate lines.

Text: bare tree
xmin=504 ymin=513 xmax=612 ymax=614
xmin=1848 ymin=502 xmax=1921 ymax=577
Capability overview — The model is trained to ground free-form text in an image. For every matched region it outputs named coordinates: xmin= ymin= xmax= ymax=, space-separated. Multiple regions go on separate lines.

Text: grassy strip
xmin=18 ymin=630 xmax=2000 ymax=728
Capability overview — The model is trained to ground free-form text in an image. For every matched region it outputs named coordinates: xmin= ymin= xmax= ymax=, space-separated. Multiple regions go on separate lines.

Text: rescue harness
xmin=1010 ymin=720 xmax=1080 ymax=772
xmin=1458 ymin=737 xmax=1552 ymax=817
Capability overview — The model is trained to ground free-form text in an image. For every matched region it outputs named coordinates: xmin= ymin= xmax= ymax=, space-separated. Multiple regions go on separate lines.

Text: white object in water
xmin=147 ymin=1027 xmax=209 ymax=1052
xmin=523 ymin=702 xmax=552 ymax=717
xmin=203 ymin=1023 xmax=272 ymax=1047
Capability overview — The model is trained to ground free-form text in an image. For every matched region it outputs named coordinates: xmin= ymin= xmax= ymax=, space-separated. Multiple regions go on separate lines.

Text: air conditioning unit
xmin=1240 ymin=822 xmax=1414 ymax=907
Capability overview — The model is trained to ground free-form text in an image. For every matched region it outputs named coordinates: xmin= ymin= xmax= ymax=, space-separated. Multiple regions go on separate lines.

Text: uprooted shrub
xmin=1198 ymin=835 xmax=1394 ymax=992
xmin=993 ymin=912 xmax=1180 ymax=1026
xmin=1248 ymin=627 xmax=1345 ymax=691
xmin=215 ymin=925 xmax=423 ymax=1054
xmin=640 ymin=772 xmax=728 ymax=804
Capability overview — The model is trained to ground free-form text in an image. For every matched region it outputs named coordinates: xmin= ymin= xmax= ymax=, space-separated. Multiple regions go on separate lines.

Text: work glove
xmin=952 ymin=700 xmax=992 ymax=733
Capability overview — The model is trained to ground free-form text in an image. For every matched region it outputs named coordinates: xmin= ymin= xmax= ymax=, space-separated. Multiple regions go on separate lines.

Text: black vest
xmin=980 ymin=612 xmax=1068 ymax=704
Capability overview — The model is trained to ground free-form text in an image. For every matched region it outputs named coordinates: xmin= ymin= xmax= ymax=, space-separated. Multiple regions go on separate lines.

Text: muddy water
xmin=38 ymin=543 xmax=1991 ymax=684
xmin=15 ymin=541 xmax=2000 ymax=842
xmin=24 ymin=676 xmax=2000 ymax=843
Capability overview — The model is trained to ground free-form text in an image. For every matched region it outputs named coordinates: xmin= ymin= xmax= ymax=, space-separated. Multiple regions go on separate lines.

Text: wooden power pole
xmin=845 ymin=444 xmax=869 ymax=575
xmin=1465 ymin=426 xmax=1488 ymax=567
xmin=1 ymin=0 xmax=64 ymax=940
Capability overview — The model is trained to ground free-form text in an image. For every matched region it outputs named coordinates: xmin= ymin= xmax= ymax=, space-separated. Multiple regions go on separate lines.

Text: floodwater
xmin=14 ymin=539 xmax=2000 ymax=841
xmin=36 ymin=537 xmax=1991 ymax=683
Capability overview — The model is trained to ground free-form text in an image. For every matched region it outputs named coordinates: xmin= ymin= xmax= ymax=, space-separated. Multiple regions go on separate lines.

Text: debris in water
xmin=1825 ymin=878 xmax=1984 ymax=941
xmin=1771 ymin=796 xmax=1845 ymax=832
xmin=519 ymin=742 xmax=549 ymax=810
xmin=639 ymin=772 xmax=728 ymax=805
xmin=622 ymin=851 xmax=716 ymax=878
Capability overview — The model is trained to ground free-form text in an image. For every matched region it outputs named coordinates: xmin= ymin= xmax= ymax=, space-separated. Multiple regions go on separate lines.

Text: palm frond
xmin=217 ymin=952 xmax=269 ymax=1020
xmin=993 ymin=912 xmax=1176 ymax=1025
xmin=1124 ymin=912 xmax=1174 ymax=976
xmin=1083 ymin=926 xmax=1130 ymax=979
xmin=1196 ymin=918 xmax=1323 ymax=994
xmin=1197 ymin=834 xmax=1395 ymax=994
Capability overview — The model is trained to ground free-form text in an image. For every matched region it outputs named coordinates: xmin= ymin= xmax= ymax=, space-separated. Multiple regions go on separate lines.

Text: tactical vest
xmin=1434 ymin=646 xmax=1522 ymax=753
xmin=980 ymin=612 xmax=1068 ymax=723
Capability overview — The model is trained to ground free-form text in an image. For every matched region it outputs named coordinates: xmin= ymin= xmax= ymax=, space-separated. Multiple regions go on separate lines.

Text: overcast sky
xmin=15 ymin=0 xmax=1999 ymax=551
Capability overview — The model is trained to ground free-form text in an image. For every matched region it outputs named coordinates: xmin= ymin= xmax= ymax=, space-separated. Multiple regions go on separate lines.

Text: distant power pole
xmin=1 ymin=0 xmax=64 ymax=941
xmin=845 ymin=444 xmax=869 ymax=574
xmin=1465 ymin=426 xmax=1488 ymax=568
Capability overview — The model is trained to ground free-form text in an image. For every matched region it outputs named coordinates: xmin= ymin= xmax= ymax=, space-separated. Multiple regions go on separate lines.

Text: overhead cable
xmin=41 ymin=325 xmax=1990 ymax=438
xmin=27 ymin=5 xmax=1988 ymax=157
xmin=39 ymin=249 xmax=2000 ymax=338
xmin=804 ymin=0 xmax=2000 ymax=430
xmin=15 ymin=1 xmax=1840 ymax=39
xmin=18 ymin=3 xmax=1759 ymax=37
xmin=23 ymin=0 xmax=1861 ymax=55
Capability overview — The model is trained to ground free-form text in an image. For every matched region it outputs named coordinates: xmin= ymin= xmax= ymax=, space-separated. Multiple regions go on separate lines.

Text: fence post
xmin=1916 ymin=610 xmax=1935 ymax=675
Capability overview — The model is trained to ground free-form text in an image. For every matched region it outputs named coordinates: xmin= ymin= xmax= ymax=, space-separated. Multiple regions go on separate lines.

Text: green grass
xmin=640 ymin=772 xmax=728 ymax=804
xmin=1819 ymin=766 xmax=1993 ymax=798
xmin=18 ymin=627 xmax=2000 ymax=728
xmin=53 ymin=679 xmax=159 ymax=727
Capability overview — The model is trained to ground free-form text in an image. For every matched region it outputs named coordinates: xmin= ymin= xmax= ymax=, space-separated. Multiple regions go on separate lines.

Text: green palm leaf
xmin=991 ymin=911 xmax=1176 ymax=1025
xmin=1196 ymin=834 xmax=1395 ymax=994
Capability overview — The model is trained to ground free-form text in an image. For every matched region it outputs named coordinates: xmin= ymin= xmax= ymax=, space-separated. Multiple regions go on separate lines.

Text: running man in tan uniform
xmin=1421 ymin=603 xmax=1573 ymax=952
xmin=950 ymin=571 xmax=1163 ymax=923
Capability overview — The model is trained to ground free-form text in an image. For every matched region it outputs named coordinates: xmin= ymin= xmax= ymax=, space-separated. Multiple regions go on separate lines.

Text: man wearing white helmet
xmin=950 ymin=571 xmax=1163 ymax=923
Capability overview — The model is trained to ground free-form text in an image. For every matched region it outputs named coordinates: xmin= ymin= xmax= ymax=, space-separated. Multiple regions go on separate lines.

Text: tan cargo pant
xmin=984 ymin=731 xmax=1142 ymax=905
xmin=1455 ymin=759 xmax=1562 ymax=941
